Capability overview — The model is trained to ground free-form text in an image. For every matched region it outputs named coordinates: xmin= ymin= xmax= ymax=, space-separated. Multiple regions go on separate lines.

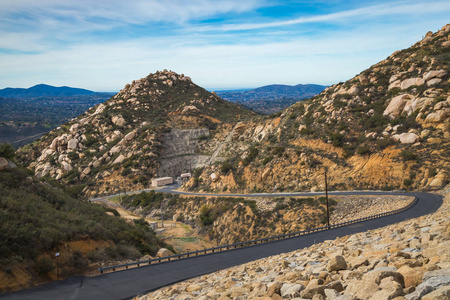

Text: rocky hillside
xmin=120 ymin=191 xmax=412 ymax=248
xmin=120 ymin=192 xmax=339 ymax=246
xmin=187 ymin=24 xmax=450 ymax=193
xmin=17 ymin=71 xmax=256 ymax=197
xmin=0 ymin=153 xmax=171 ymax=292
xmin=137 ymin=186 xmax=450 ymax=300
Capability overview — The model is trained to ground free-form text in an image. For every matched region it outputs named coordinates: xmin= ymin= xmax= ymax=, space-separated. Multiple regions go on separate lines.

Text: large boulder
xmin=425 ymin=111 xmax=448 ymax=123
xmin=392 ymin=132 xmax=420 ymax=144
xmin=422 ymin=286 xmax=450 ymax=300
xmin=61 ymin=161 xmax=73 ymax=172
xmin=388 ymin=80 xmax=401 ymax=90
xmin=401 ymin=78 xmax=425 ymax=90
xmin=0 ymin=157 xmax=15 ymax=171
xmin=181 ymin=105 xmax=199 ymax=114
xmin=398 ymin=265 xmax=424 ymax=288
xmin=123 ymin=130 xmax=137 ymax=142
xmin=67 ymin=138 xmax=78 ymax=150
xmin=423 ymin=69 xmax=448 ymax=81
xmin=156 ymin=248 xmax=175 ymax=258
xmin=111 ymin=115 xmax=126 ymax=127
xmin=383 ymin=94 xmax=414 ymax=118
xmin=113 ymin=154 xmax=126 ymax=164
xmin=327 ymin=255 xmax=348 ymax=271
xmin=344 ymin=280 xmax=379 ymax=300
xmin=280 ymin=283 xmax=304 ymax=298
xmin=405 ymin=276 xmax=450 ymax=300
xmin=0 ymin=157 xmax=9 ymax=170
xmin=362 ymin=267 xmax=405 ymax=287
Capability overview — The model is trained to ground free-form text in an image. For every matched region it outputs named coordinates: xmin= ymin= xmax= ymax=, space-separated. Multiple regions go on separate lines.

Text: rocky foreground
xmin=136 ymin=187 xmax=450 ymax=300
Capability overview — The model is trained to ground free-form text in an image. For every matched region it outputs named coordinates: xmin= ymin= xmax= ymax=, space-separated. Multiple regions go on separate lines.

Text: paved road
xmin=1 ymin=191 xmax=442 ymax=300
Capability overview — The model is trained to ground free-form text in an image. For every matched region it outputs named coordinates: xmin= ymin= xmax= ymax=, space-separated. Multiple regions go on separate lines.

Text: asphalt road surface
xmin=1 ymin=191 xmax=442 ymax=300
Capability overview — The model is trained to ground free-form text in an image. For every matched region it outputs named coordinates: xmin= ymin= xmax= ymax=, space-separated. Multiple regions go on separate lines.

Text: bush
xmin=242 ymin=146 xmax=258 ymax=166
xmin=262 ymin=156 xmax=273 ymax=165
xmin=403 ymin=178 xmax=413 ymax=187
xmin=36 ymin=256 xmax=55 ymax=275
xmin=199 ymin=205 xmax=217 ymax=226
xmin=330 ymin=133 xmax=344 ymax=147
xmin=67 ymin=151 xmax=79 ymax=160
xmin=400 ymin=150 xmax=417 ymax=161
xmin=356 ymin=146 xmax=371 ymax=155
xmin=0 ymin=143 xmax=15 ymax=159
xmin=428 ymin=168 xmax=437 ymax=178
xmin=272 ymin=146 xmax=285 ymax=157
xmin=220 ymin=161 xmax=234 ymax=174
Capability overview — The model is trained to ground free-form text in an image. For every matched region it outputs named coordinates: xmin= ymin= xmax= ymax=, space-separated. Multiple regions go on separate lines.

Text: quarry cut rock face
xmin=18 ymin=24 xmax=450 ymax=196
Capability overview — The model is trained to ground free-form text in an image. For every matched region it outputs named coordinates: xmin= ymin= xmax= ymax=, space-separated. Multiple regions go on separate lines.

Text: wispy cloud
xmin=194 ymin=1 xmax=450 ymax=31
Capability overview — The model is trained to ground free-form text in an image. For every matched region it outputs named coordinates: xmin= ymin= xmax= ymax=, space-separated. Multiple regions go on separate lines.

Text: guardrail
xmin=98 ymin=196 xmax=417 ymax=274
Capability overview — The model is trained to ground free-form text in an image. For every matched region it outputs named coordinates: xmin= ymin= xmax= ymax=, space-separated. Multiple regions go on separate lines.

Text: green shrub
xmin=400 ymin=150 xmax=417 ymax=161
xmin=121 ymin=167 xmax=131 ymax=176
xmin=330 ymin=133 xmax=344 ymax=147
xmin=428 ymin=168 xmax=437 ymax=178
xmin=262 ymin=156 xmax=273 ymax=165
xmin=35 ymin=256 xmax=55 ymax=275
xmin=0 ymin=143 xmax=15 ymax=159
xmin=272 ymin=146 xmax=285 ymax=157
xmin=243 ymin=146 xmax=259 ymax=166
xmin=199 ymin=205 xmax=218 ymax=226
xmin=220 ymin=161 xmax=234 ymax=174
xmin=403 ymin=178 xmax=413 ymax=187
xmin=67 ymin=151 xmax=79 ymax=160
xmin=357 ymin=146 xmax=371 ymax=155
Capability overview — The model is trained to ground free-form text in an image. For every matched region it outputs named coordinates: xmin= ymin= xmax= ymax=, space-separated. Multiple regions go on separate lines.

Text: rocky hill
xmin=186 ymin=24 xmax=450 ymax=193
xmin=138 ymin=186 xmax=450 ymax=300
xmin=17 ymin=71 xmax=256 ymax=197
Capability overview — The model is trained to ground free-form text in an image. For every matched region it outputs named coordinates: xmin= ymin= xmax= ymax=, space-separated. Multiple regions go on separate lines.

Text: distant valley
xmin=0 ymin=85 xmax=114 ymax=147
xmin=217 ymin=83 xmax=326 ymax=114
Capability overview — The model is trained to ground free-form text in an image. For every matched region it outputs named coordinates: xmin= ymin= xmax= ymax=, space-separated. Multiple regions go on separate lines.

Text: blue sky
xmin=1 ymin=0 xmax=449 ymax=91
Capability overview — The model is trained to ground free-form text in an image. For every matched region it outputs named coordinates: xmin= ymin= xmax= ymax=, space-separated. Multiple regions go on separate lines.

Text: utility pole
xmin=160 ymin=200 xmax=164 ymax=228
xmin=325 ymin=169 xmax=330 ymax=228
xmin=55 ymin=252 xmax=60 ymax=281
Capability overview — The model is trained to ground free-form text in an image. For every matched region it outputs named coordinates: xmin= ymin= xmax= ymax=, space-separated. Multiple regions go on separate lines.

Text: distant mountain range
xmin=0 ymin=85 xmax=113 ymax=147
xmin=216 ymin=83 xmax=327 ymax=114
xmin=0 ymin=84 xmax=96 ymax=97
xmin=249 ymin=83 xmax=326 ymax=95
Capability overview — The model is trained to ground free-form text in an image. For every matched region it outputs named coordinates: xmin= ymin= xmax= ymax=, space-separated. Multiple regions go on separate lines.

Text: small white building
xmin=151 ymin=177 xmax=173 ymax=187
xmin=150 ymin=222 xmax=158 ymax=230
xmin=180 ymin=172 xmax=191 ymax=179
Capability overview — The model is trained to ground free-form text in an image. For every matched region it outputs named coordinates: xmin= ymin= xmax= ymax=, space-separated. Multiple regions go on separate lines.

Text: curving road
xmin=0 ymin=190 xmax=442 ymax=300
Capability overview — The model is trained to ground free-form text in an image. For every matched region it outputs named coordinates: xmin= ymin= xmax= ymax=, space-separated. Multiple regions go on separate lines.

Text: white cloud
xmin=0 ymin=0 xmax=261 ymax=26
xmin=194 ymin=0 xmax=450 ymax=31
